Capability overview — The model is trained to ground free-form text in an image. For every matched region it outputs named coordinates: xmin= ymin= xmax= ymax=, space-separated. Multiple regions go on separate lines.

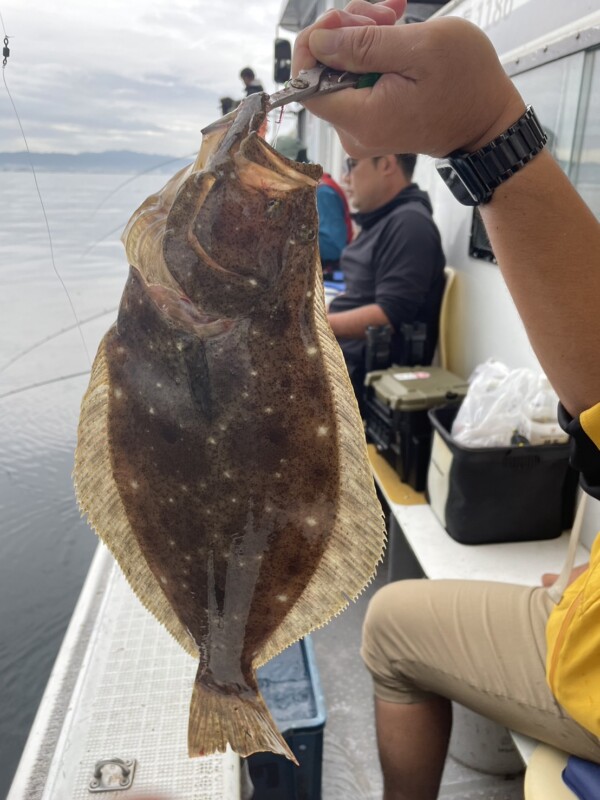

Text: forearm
xmin=480 ymin=149 xmax=600 ymax=417
xmin=328 ymin=303 xmax=391 ymax=339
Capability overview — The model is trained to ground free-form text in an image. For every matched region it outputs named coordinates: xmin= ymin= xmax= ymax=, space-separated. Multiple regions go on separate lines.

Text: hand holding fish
xmin=292 ymin=0 xmax=525 ymax=158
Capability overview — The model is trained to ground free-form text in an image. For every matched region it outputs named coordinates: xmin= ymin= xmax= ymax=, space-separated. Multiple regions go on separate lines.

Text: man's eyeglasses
xmin=344 ymin=157 xmax=359 ymax=174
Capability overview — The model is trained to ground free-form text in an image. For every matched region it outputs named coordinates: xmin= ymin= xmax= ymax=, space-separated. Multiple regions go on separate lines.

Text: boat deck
xmin=9 ymin=536 xmax=528 ymax=799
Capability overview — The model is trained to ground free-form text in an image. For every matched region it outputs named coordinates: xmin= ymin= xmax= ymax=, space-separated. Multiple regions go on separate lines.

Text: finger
xmin=293 ymin=10 xmax=381 ymax=74
xmin=308 ymin=19 xmax=418 ymax=74
xmin=344 ymin=0 xmax=400 ymax=24
xmin=541 ymin=573 xmax=558 ymax=587
xmin=302 ymin=72 xmax=416 ymax=156
xmin=292 ymin=0 xmax=408 ymax=74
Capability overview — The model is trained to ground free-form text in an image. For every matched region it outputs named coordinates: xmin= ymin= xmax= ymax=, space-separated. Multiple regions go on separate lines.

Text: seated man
xmin=327 ymin=153 xmax=446 ymax=408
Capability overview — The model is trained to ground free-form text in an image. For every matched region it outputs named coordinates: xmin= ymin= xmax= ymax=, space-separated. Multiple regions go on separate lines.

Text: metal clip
xmin=88 ymin=758 xmax=136 ymax=793
xmin=267 ymin=64 xmax=380 ymax=111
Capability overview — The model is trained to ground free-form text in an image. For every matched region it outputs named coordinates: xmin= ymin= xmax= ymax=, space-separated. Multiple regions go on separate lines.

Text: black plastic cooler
xmin=247 ymin=636 xmax=326 ymax=799
xmin=364 ymin=366 xmax=469 ymax=491
xmin=427 ymin=404 xmax=578 ymax=544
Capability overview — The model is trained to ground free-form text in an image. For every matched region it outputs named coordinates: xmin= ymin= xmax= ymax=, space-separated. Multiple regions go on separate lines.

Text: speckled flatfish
xmin=74 ymin=92 xmax=385 ymax=762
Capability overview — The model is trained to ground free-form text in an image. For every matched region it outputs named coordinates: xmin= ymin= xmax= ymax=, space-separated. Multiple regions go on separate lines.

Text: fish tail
xmin=188 ymin=667 xmax=298 ymax=764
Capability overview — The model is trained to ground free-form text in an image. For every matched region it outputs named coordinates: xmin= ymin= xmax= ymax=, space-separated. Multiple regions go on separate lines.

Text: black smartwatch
xmin=435 ymin=106 xmax=547 ymax=206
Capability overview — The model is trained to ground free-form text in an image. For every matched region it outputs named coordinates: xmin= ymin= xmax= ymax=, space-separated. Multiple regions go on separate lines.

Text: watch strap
xmin=453 ymin=106 xmax=547 ymax=203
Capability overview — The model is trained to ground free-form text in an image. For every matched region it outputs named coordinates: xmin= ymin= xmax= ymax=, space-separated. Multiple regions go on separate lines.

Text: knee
xmin=362 ymin=579 xmax=425 ymax=654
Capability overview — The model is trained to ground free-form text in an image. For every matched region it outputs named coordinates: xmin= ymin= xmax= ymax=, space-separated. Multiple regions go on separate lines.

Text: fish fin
xmin=256 ymin=264 xmax=386 ymax=666
xmin=188 ymin=667 xmax=297 ymax=764
xmin=73 ymin=334 xmax=198 ymax=659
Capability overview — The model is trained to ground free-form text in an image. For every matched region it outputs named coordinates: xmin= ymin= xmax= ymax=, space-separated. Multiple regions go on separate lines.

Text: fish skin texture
xmin=74 ymin=93 xmax=386 ymax=762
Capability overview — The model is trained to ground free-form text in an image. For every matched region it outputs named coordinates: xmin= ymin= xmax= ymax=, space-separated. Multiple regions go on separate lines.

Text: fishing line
xmin=91 ymin=153 xmax=195 ymax=218
xmin=0 ymin=307 xmax=117 ymax=375
xmin=0 ymin=370 xmax=91 ymax=401
xmin=1 ymin=15 xmax=92 ymax=368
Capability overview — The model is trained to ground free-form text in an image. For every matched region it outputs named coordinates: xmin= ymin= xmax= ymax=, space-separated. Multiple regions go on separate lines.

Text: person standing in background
xmin=240 ymin=67 xmax=264 ymax=96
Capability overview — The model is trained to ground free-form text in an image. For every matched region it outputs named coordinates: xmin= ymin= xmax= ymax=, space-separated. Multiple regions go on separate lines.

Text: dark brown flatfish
xmin=74 ymin=93 xmax=385 ymax=762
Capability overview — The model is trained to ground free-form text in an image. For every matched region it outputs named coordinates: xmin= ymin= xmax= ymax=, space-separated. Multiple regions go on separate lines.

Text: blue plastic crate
xmin=248 ymin=636 xmax=326 ymax=800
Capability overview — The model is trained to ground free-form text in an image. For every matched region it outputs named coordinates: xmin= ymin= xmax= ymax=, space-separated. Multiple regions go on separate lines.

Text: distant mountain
xmin=0 ymin=150 xmax=194 ymax=173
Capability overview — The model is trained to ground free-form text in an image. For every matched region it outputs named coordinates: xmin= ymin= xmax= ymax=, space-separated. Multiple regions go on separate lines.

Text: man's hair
xmin=240 ymin=67 xmax=255 ymax=80
xmin=395 ymin=154 xmax=417 ymax=180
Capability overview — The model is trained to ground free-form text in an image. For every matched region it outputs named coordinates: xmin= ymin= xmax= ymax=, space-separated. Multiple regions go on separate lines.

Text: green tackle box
xmin=365 ymin=366 xmax=469 ymax=491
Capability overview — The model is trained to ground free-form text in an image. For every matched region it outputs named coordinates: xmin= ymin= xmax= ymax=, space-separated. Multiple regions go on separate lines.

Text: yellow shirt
xmin=546 ymin=401 xmax=600 ymax=736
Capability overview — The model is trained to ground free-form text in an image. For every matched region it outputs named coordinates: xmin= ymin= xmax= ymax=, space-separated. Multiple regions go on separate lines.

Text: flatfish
xmin=74 ymin=92 xmax=385 ymax=762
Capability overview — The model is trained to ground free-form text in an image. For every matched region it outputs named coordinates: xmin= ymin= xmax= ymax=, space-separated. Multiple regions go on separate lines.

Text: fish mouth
xmin=121 ymin=93 xmax=321 ymax=279
xmin=193 ymin=92 xmax=322 ymax=184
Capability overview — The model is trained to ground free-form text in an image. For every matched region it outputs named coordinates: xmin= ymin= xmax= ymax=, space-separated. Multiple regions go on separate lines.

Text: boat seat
xmin=524 ymin=744 xmax=577 ymax=799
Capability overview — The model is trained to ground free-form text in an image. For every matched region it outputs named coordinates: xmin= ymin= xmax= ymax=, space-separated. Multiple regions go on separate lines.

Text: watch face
xmin=436 ymin=160 xmax=479 ymax=206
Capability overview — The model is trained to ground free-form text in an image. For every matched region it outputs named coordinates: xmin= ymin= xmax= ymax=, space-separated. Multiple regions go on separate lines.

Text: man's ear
xmin=379 ymin=155 xmax=397 ymax=175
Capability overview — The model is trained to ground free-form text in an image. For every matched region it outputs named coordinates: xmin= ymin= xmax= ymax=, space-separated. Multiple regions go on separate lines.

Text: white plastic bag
xmin=450 ymin=359 xmax=565 ymax=448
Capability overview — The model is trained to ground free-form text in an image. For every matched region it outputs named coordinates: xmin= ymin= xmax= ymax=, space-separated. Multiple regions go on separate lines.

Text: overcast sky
xmin=0 ymin=0 xmax=288 ymax=156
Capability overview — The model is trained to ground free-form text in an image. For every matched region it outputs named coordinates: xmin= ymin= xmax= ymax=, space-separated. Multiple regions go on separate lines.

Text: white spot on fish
xmin=149 ymin=407 xmax=155 ymax=415
xmin=181 ymin=484 xmax=188 ymax=492
xmin=184 ymin=554 xmax=192 ymax=561
xmin=250 ymin=370 xmax=258 ymax=377
xmin=117 ymin=346 xmax=125 ymax=354
xmin=306 ymin=346 xmax=318 ymax=356
xmin=168 ymin=497 xmax=175 ymax=504
xmin=274 ymin=472 xmax=282 ymax=479
xmin=231 ymin=497 xmax=238 ymax=504
xmin=176 ymin=341 xmax=184 ymax=351
xmin=156 ymin=382 xmax=162 ymax=388
xmin=265 ymin=505 xmax=273 ymax=513
xmin=207 ymin=437 xmax=217 ymax=445
xmin=114 ymin=387 xmax=123 ymax=399
xmin=317 ymin=425 xmax=329 ymax=436
xmin=277 ymin=594 xmax=288 ymax=603
xmin=280 ymin=458 xmax=288 ymax=465
xmin=169 ymin=539 xmax=176 ymax=547
xmin=255 ymin=554 xmax=264 ymax=562
xmin=241 ymin=391 xmax=249 ymax=399
xmin=130 ymin=480 xmax=139 ymax=490
xmin=306 ymin=290 xmax=313 ymax=298
xmin=199 ymin=480 xmax=207 ymax=490
xmin=219 ymin=423 xmax=228 ymax=432
xmin=183 ymin=568 xmax=190 ymax=576
xmin=238 ymin=560 xmax=245 ymax=568
xmin=264 ymin=407 xmax=273 ymax=415
xmin=205 ymin=508 xmax=212 ymax=515
xmin=160 ymin=576 xmax=168 ymax=585
xmin=182 ymin=582 xmax=189 ymax=590
xmin=223 ymin=470 xmax=232 ymax=479
xmin=289 ymin=394 xmax=295 ymax=401
xmin=248 ymin=278 xmax=258 ymax=287
xmin=305 ymin=517 xmax=318 ymax=527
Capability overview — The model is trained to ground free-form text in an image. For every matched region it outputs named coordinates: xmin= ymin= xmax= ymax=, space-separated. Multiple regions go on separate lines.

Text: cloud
xmin=1 ymin=0 xmax=286 ymax=155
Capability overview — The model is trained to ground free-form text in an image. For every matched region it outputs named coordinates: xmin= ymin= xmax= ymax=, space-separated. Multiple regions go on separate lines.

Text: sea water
xmin=0 ymin=169 xmax=185 ymax=796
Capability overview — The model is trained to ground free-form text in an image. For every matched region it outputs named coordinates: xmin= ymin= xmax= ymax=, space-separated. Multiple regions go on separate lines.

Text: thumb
xmin=308 ymin=22 xmax=413 ymax=74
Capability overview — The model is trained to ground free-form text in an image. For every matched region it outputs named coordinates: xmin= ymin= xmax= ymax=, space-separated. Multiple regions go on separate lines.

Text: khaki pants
xmin=361 ymin=579 xmax=600 ymax=762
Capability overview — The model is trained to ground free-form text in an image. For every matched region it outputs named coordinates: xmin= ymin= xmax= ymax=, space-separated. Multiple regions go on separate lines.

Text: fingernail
xmin=311 ymin=29 xmax=343 ymax=56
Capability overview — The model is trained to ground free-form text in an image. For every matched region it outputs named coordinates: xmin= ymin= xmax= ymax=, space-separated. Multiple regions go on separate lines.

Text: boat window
xmin=571 ymin=48 xmax=600 ymax=219
xmin=470 ymin=46 xmax=598 ymax=263
xmin=512 ymin=51 xmax=585 ymax=175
